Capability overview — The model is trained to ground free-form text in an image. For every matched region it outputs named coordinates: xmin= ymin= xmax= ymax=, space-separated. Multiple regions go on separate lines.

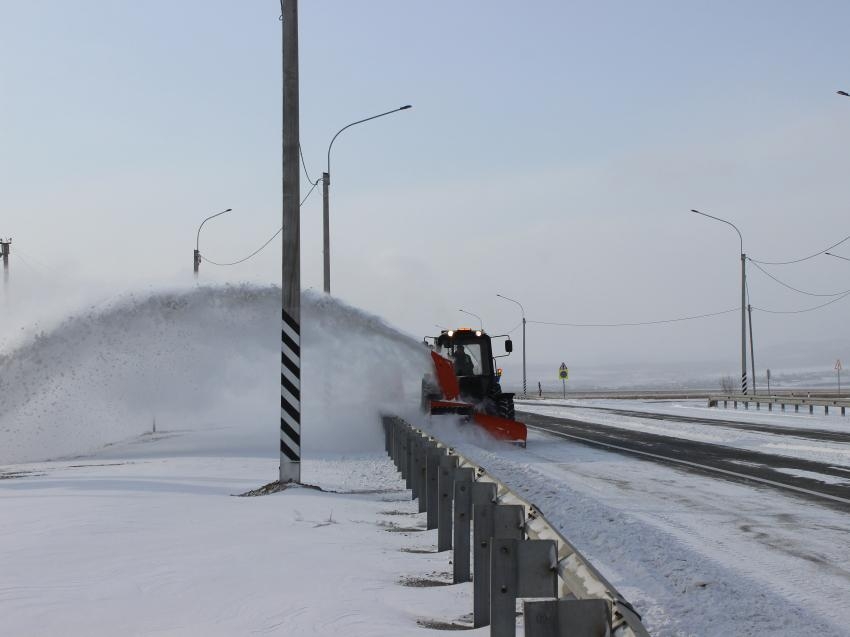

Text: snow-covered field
xmin=3 ymin=287 xmax=849 ymax=636
xmin=0 ymin=426 xmax=473 ymax=636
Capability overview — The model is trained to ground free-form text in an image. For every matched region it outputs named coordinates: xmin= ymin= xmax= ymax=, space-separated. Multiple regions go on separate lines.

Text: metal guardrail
xmin=383 ymin=414 xmax=651 ymax=637
xmin=708 ymin=394 xmax=850 ymax=415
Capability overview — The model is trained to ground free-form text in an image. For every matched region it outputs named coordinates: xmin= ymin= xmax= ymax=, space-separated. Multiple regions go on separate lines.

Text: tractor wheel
xmin=496 ymin=394 xmax=515 ymax=421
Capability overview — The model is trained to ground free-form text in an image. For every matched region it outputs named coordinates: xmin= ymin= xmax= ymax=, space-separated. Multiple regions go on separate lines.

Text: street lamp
xmin=458 ymin=308 xmax=483 ymax=330
xmin=195 ymin=208 xmax=233 ymax=278
xmin=322 ymin=105 xmax=412 ymax=294
xmin=838 ymin=90 xmax=849 ymax=97
xmin=690 ymin=209 xmax=751 ymax=395
xmin=497 ymin=293 xmax=527 ymax=398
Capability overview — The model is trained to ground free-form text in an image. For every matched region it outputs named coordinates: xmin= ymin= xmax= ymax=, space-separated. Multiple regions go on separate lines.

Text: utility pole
xmin=322 ymin=171 xmax=330 ymax=293
xmin=280 ymin=0 xmax=302 ymax=484
xmin=747 ymin=302 xmax=755 ymax=395
xmin=741 ymin=253 xmax=749 ymax=395
xmin=0 ymin=238 xmax=10 ymax=286
xmin=496 ymin=294 xmax=527 ymax=398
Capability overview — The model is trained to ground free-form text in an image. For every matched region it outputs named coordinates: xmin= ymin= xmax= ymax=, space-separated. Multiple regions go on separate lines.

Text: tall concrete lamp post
xmin=496 ymin=293 xmax=527 ymax=398
xmin=690 ymin=209 xmax=749 ymax=396
xmin=323 ymin=105 xmax=412 ymax=294
xmin=194 ymin=208 xmax=232 ymax=278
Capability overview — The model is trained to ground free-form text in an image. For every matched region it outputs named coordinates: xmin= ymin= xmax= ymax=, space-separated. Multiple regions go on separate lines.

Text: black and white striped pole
xmin=280 ymin=0 xmax=301 ymax=484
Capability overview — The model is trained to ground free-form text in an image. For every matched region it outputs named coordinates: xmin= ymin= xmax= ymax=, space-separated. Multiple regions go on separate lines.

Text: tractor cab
xmin=425 ymin=328 xmax=513 ymax=408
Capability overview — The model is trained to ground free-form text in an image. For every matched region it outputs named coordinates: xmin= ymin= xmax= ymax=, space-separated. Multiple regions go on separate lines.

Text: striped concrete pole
xmin=280 ymin=0 xmax=301 ymax=484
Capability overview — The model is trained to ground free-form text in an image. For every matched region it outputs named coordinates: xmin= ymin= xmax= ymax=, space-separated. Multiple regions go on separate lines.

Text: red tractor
xmin=422 ymin=328 xmax=527 ymax=445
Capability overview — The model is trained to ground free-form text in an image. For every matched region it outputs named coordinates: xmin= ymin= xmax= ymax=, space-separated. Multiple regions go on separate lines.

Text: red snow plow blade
xmin=472 ymin=413 xmax=528 ymax=445
xmin=424 ymin=350 xmax=527 ymax=445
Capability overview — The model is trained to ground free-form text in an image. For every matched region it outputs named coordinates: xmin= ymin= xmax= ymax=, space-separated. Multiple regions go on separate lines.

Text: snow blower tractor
xmin=422 ymin=328 xmax=527 ymax=445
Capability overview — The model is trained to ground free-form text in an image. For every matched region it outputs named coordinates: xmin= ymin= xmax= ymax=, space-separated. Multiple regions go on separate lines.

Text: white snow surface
xmin=423 ymin=420 xmax=850 ymax=637
xmin=3 ymin=287 xmax=849 ymax=636
xmin=516 ymin=399 xmax=850 ymax=468
xmin=1 ymin=427 xmax=473 ymax=636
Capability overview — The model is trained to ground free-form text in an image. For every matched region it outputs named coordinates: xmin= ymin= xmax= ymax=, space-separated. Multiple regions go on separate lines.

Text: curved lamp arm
xmin=327 ymin=105 xmax=412 ymax=177
xmin=196 ymin=208 xmax=233 ymax=252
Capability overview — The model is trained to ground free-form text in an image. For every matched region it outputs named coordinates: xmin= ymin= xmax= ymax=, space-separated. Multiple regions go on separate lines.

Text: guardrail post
xmin=810 ymin=404 xmax=813 ymax=414
xmin=453 ymin=467 xmax=475 ymax=583
xmin=393 ymin=420 xmax=402 ymax=468
xmin=404 ymin=428 xmax=414 ymax=490
xmin=426 ymin=446 xmax=445 ymax=529
xmin=418 ymin=440 xmax=432 ymax=513
xmin=409 ymin=436 xmax=421 ymax=500
xmin=438 ymin=454 xmax=459 ymax=551
xmin=795 ymin=404 xmax=799 ymax=412
xmin=842 ymin=406 xmax=846 ymax=416
xmin=383 ymin=416 xmax=392 ymax=455
xmin=398 ymin=425 xmax=408 ymax=479
xmin=825 ymin=405 xmax=829 ymax=415
xmin=472 ymin=482 xmax=498 ymax=627
xmin=491 ymin=538 xmax=558 ymax=637
xmin=523 ymin=599 xmax=612 ymax=637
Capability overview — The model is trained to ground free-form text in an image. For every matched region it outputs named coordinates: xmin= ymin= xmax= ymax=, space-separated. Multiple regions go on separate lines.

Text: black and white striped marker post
xmin=280 ymin=0 xmax=301 ymax=484
xmin=281 ymin=309 xmax=301 ymax=481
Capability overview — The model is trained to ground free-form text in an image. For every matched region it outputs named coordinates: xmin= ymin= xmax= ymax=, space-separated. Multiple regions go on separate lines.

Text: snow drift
xmin=0 ymin=286 xmax=430 ymax=464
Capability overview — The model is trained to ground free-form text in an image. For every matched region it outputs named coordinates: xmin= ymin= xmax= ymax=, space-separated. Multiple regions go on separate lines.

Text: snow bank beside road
xmin=0 ymin=286 xmax=429 ymax=465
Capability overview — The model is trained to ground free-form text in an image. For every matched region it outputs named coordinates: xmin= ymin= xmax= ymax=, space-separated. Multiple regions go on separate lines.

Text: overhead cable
xmin=202 ymin=181 xmax=319 ymax=267
xmin=299 ymin=143 xmax=321 ymax=186
xmin=527 ymin=307 xmax=740 ymax=328
xmin=749 ymin=234 xmax=850 ymax=265
xmin=752 ymin=290 xmax=850 ymax=315
xmin=749 ymin=259 xmax=850 ymax=297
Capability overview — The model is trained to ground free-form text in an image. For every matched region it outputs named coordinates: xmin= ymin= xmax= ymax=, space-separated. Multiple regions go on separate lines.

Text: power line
xmin=299 ymin=143 xmax=320 ymax=186
xmin=203 ymin=228 xmax=283 ymax=266
xmin=201 ymin=181 xmax=319 ymax=268
xmin=527 ymin=307 xmax=740 ymax=328
xmin=749 ymin=233 xmax=850 ymax=265
xmin=749 ymin=259 xmax=850 ymax=297
xmin=752 ymin=289 xmax=850 ymax=314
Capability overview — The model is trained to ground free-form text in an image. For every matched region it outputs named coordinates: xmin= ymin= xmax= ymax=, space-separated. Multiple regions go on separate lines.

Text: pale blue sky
xmin=2 ymin=1 xmax=850 ymax=383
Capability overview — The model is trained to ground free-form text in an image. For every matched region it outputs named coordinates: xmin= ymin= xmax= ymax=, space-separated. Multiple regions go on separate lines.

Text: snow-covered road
xmin=425 ymin=401 xmax=850 ymax=636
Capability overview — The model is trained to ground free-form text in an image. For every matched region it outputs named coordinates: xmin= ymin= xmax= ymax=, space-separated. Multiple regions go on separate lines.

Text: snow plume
xmin=0 ymin=286 xmax=430 ymax=465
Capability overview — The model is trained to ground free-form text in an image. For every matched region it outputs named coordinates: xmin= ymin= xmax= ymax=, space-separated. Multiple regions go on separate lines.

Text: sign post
xmin=836 ymin=360 xmax=843 ymax=396
xmin=558 ymin=363 xmax=569 ymax=399
xmin=766 ymin=368 xmax=771 ymax=395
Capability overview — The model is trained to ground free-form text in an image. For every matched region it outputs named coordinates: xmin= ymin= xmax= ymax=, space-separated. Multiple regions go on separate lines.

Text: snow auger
xmin=422 ymin=328 xmax=527 ymax=446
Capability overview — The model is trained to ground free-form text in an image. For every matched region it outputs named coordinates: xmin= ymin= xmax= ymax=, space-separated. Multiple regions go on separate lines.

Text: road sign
xmin=836 ymin=359 xmax=843 ymax=372
xmin=558 ymin=363 xmax=568 ymax=380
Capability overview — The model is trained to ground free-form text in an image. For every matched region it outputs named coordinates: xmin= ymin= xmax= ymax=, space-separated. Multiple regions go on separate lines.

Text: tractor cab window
xmin=451 ymin=343 xmax=483 ymax=377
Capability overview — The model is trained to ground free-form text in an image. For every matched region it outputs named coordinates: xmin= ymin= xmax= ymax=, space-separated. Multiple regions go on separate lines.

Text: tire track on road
xmin=517 ymin=410 xmax=850 ymax=510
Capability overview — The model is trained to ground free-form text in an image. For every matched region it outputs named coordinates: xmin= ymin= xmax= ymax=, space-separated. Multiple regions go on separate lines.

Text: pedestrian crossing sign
xmin=558 ymin=363 xmax=568 ymax=380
